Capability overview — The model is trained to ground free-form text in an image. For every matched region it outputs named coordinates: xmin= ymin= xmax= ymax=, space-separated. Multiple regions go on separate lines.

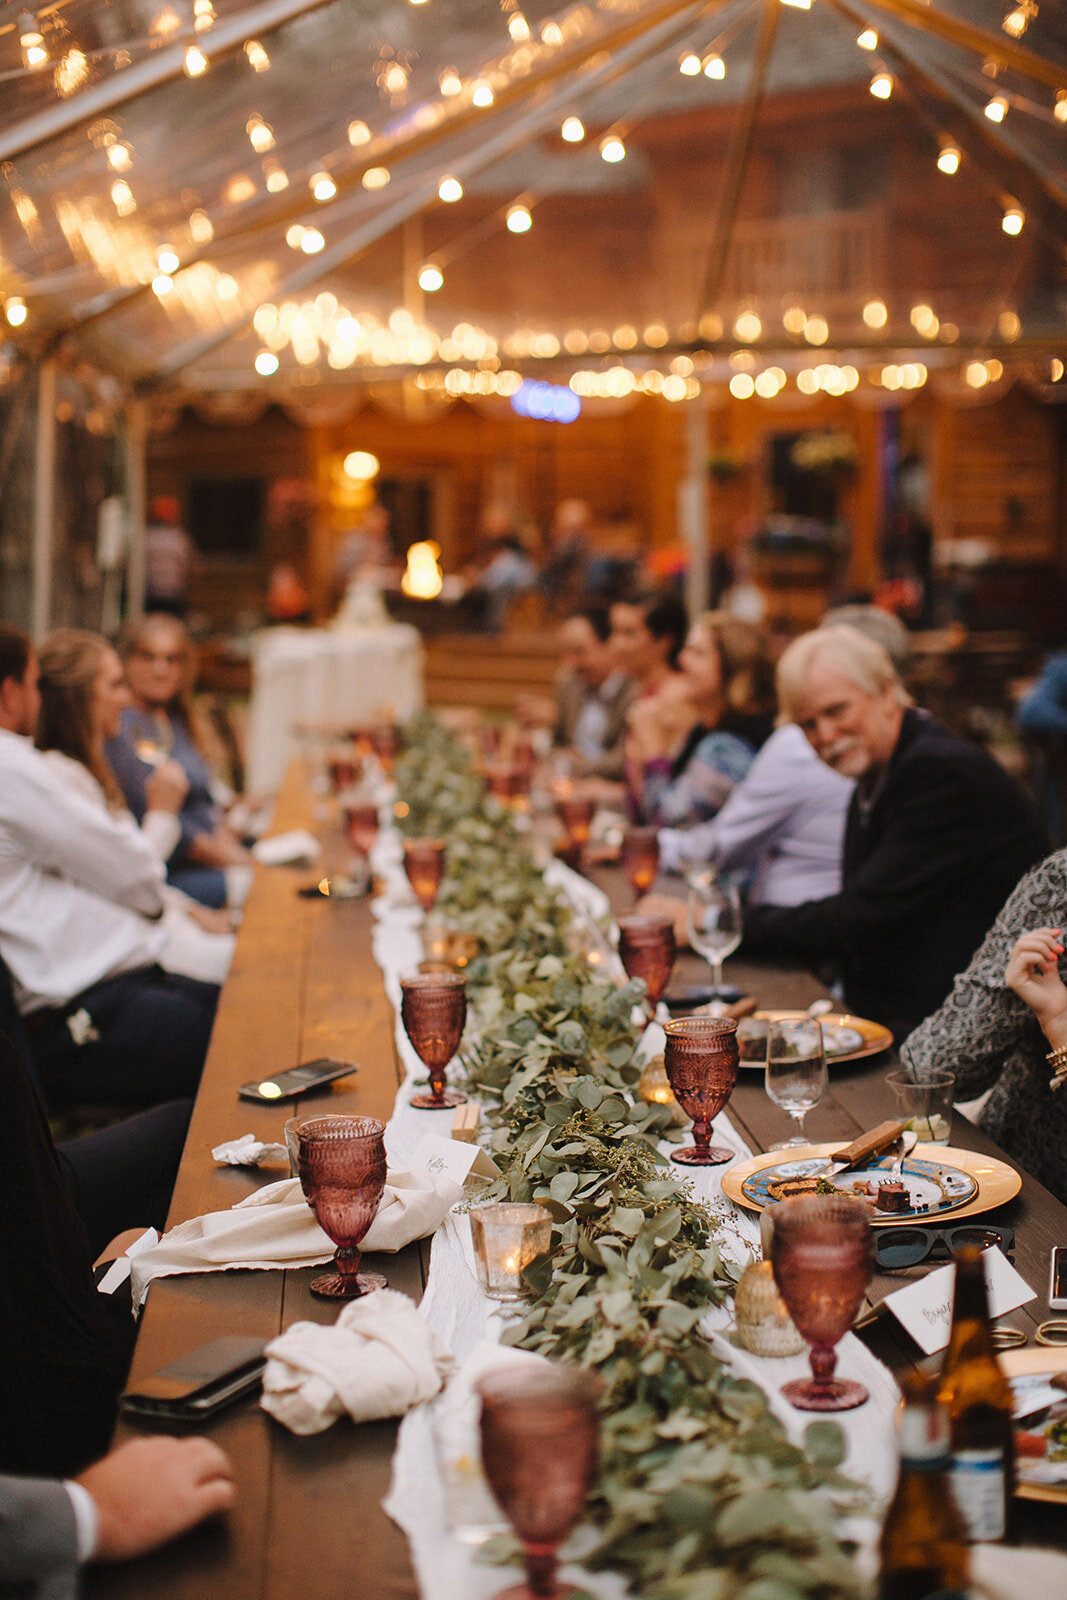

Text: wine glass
xmin=327 ymin=746 xmax=360 ymax=794
xmin=126 ymin=708 xmax=174 ymax=768
xmin=687 ymin=879 xmax=742 ymax=997
xmin=765 ymin=1017 xmax=828 ymax=1148
xmin=623 ymin=826 xmax=660 ymax=903
xmin=403 ymin=837 xmax=446 ymax=912
xmin=663 ymin=1015 xmax=739 ymax=1164
xmin=616 ymin=914 xmax=676 ymax=1024
xmin=343 ymin=801 xmax=380 ymax=857
xmin=556 ymin=795 xmax=595 ymax=848
xmin=371 ymin=723 xmax=400 ymax=778
xmin=400 ymin=971 xmax=468 ymax=1109
xmin=770 ymin=1195 xmax=873 ymax=1412
xmin=295 ymin=1115 xmax=388 ymax=1298
xmin=477 ymin=1365 xmax=601 ymax=1600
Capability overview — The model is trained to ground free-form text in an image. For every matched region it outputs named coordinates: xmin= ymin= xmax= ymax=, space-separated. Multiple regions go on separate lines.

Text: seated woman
xmin=608 ymin=589 xmax=688 ymax=702
xmin=627 ymin=611 xmax=773 ymax=828
xmin=35 ymin=630 xmax=235 ymax=988
xmin=107 ymin=614 xmax=252 ymax=910
xmin=900 ymin=849 xmax=1067 ymax=1203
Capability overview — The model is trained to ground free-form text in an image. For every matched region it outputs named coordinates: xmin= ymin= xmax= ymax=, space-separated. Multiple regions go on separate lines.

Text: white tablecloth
xmin=246 ymin=625 xmax=424 ymax=792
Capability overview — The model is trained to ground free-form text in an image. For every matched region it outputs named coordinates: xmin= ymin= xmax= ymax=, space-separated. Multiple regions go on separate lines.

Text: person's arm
xmin=183 ymin=824 xmax=252 ymax=868
xmin=75 ymin=1437 xmax=234 ymax=1563
xmin=1017 ymin=656 xmax=1067 ymax=739
xmin=0 ymin=1474 xmax=79 ymax=1597
xmin=650 ymin=732 xmax=754 ymax=829
xmin=673 ymin=731 xmax=802 ymax=873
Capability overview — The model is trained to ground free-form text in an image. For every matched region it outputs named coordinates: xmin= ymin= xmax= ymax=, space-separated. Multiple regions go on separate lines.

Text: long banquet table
xmin=89 ymin=775 xmax=1067 ymax=1596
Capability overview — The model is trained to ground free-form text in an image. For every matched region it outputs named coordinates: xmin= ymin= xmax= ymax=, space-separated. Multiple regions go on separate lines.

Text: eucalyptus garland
xmin=394 ymin=716 xmax=866 ymax=1600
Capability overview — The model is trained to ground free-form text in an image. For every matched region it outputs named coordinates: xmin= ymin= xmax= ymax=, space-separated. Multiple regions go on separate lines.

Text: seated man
xmin=742 ymin=624 xmax=1049 ymax=1041
xmin=518 ymin=607 xmax=636 ymax=782
xmin=1 ymin=1434 xmax=233 ymax=1599
xmin=0 ymin=623 xmax=216 ymax=1110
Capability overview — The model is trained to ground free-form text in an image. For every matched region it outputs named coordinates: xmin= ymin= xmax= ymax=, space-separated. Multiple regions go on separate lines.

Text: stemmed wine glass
xmin=344 ymin=801 xmax=380 ymax=856
xmin=556 ymin=796 xmax=595 ymax=849
xmin=687 ymin=878 xmax=742 ymax=997
xmin=765 ymin=1017 xmax=828 ymax=1148
xmin=662 ymin=1015 xmax=739 ymax=1164
xmin=622 ymin=826 xmax=660 ymax=903
xmin=295 ymin=1115 xmax=388 ymax=1299
xmin=126 ymin=708 xmax=174 ymax=768
xmin=400 ymin=971 xmax=468 ymax=1109
xmin=403 ymin=838 xmax=446 ymax=912
xmin=477 ymin=1365 xmax=601 ymax=1600
xmin=327 ymin=746 xmax=360 ymax=794
xmin=616 ymin=914 xmax=676 ymax=1025
xmin=770 ymin=1194 xmax=873 ymax=1412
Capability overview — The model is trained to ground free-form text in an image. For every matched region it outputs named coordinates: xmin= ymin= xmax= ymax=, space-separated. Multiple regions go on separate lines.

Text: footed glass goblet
xmin=770 ymin=1194 xmax=873 ymax=1412
xmin=662 ymin=1015 xmax=739 ymax=1164
xmin=403 ymin=837 xmax=446 ymax=912
xmin=296 ymin=1115 xmax=387 ymax=1298
xmin=400 ymin=971 xmax=468 ymax=1110
xmin=622 ymin=826 xmax=660 ymax=903
xmin=343 ymin=801 xmax=380 ymax=857
xmin=556 ymin=796 xmax=595 ymax=848
xmin=477 ymin=1365 xmax=601 ymax=1600
xmin=617 ymin=913 xmax=676 ymax=1025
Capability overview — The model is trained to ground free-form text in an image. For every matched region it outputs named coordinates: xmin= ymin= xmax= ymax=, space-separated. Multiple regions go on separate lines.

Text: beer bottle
xmin=879 ymin=1371 xmax=969 ymax=1600
xmin=937 ymin=1243 xmax=1015 ymax=1543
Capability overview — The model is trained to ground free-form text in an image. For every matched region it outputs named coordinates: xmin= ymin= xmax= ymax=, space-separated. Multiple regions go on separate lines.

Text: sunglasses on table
xmin=873 ymin=1224 xmax=1014 ymax=1270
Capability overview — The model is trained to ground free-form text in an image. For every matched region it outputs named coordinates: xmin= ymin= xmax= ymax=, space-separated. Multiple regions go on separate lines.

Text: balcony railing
xmin=718 ymin=208 xmax=886 ymax=307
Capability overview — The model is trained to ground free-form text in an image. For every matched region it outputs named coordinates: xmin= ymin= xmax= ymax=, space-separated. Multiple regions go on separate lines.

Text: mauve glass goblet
xmin=371 ymin=724 xmax=400 ymax=777
xmin=477 ymin=1365 xmax=601 ymax=1600
xmin=403 ymin=837 xmax=446 ymax=912
xmin=328 ymin=749 xmax=359 ymax=794
xmin=486 ymin=761 xmax=521 ymax=805
xmin=662 ymin=1015 xmax=739 ymax=1164
xmin=400 ymin=971 xmax=468 ymax=1109
xmin=623 ymin=826 xmax=660 ymax=903
xmin=296 ymin=1115 xmax=387 ymax=1298
xmin=556 ymin=796 xmax=595 ymax=848
xmin=617 ymin=914 xmax=676 ymax=1024
xmin=343 ymin=801 xmax=380 ymax=856
xmin=770 ymin=1194 xmax=873 ymax=1412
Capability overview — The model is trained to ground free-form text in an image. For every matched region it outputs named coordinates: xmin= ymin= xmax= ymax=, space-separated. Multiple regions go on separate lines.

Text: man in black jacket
xmin=745 ymin=624 xmax=1049 ymax=1041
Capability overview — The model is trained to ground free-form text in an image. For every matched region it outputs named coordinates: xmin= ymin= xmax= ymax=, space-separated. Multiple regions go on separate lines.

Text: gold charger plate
xmin=737 ymin=1010 xmax=893 ymax=1068
xmin=720 ymin=1142 xmax=1021 ymax=1225
xmin=1000 ymin=1348 xmax=1067 ymax=1503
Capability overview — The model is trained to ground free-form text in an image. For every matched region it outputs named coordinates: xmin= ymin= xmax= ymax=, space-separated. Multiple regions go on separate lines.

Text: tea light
xmin=734 ymin=1260 xmax=806 ymax=1357
xmin=423 ymin=922 xmax=451 ymax=964
xmin=469 ymin=1203 xmax=552 ymax=1301
xmin=637 ymin=1055 xmax=689 ymax=1126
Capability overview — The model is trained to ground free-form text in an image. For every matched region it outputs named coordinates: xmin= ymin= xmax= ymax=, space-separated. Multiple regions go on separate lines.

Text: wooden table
xmin=90 ymin=808 xmax=1067 ymax=1594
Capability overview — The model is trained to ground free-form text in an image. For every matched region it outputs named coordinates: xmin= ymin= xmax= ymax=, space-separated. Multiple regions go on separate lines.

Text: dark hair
xmin=696 ymin=611 xmax=775 ymax=719
xmin=35 ymin=629 xmax=124 ymax=805
xmin=567 ymin=604 xmax=611 ymax=644
xmin=0 ymin=622 xmax=31 ymax=689
xmin=622 ymin=590 xmax=689 ymax=670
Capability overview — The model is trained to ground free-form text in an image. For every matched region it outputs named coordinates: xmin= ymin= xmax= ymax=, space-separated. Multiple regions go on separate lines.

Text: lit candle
xmin=470 ymin=1204 xmax=552 ymax=1302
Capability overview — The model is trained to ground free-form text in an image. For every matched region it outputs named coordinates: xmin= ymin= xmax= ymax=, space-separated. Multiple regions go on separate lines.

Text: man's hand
xmin=145 ymin=759 xmax=189 ymax=814
xmin=1005 ymin=927 xmax=1067 ymax=1044
xmin=77 ymin=1436 xmax=234 ymax=1562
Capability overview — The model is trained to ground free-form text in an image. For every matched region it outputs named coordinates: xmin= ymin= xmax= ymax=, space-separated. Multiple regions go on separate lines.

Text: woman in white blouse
xmin=34 ymin=631 xmax=235 ymax=987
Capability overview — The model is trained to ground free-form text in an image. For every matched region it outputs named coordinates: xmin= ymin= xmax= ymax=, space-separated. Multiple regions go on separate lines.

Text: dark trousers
xmin=31 ymin=966 xmax=218 ymax=1110
xmin=168 ymin=861 xmax=227 ymax=908
xmin=58 ymin=1098 xmax=192 ymax=1258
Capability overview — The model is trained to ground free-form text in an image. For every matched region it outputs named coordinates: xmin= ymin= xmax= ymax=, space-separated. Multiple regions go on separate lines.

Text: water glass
xmin=885 ymin=1069 xmax=955 ymax=1144
xmin=687 ymin=879 xmax=742 ymax=995
xmin=765 ymin=1017 xmax=827 ymax=1148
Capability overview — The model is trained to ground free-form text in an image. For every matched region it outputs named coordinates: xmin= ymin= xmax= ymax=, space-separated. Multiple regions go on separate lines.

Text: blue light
xmin=511 ymin=379 xmax=581 ymax=423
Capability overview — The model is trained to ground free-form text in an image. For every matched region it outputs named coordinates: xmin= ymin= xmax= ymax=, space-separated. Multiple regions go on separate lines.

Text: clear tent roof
xmin=0 ymin=0 xmax=1063 ymax=391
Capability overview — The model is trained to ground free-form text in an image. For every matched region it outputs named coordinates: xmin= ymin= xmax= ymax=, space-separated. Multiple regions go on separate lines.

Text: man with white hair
xmin=744 ymin=624 xmax=1048 ymax=1040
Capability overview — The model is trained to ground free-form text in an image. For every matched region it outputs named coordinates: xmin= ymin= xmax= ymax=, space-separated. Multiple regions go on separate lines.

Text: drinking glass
xmin=477 ymin=1365 xmax=601 ymax=1600
xmin=295 ymin=1115 xmax=387 ymax=1298
xmin=616 ymin=914 xmax=676 ymax=1024
xmin=765 ymin=1018 xmax=828 ymax=1148
xmin=343 ymin=801 xmax=380 ymax=857
xmin=662 ymin=1015 xmax=739 ymax=1164
xmin=400 ymin=971 xmax=468 ymax=1109
xmin=556 ymin=795 xmax=595 ymax=848
xmin=885 ymin=1069 xmax=955 ymax=1144
xmin=371 ymin=723 xmax=400 ymax=777
xmin=622 ymin=826 xmax=660 ymax=903
xmin=770 ymin=1195 xmax=873 ymax=1412
xmin=486 ymin=761 xmax=521 ymax=805
xmin=687 ymin=879 xmax=742 ymax=996
xmin=126 ymin=708 xmax=173 ymax=768
xmin=403 ymin=837 xmax=446 ymax=912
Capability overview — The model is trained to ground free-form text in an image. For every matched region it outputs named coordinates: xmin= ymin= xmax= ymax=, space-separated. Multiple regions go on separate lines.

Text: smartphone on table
xmin=120 ymin=1336 xmax=267 ymax=1423
xmin=238 ymin=1057 xmax=357 ymax=1103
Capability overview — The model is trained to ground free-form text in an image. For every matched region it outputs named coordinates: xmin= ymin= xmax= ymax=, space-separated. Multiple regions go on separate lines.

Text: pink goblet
xmin=296 ymin=1115 xmax=387 ymax=1298
xmin=617 ymin=913 xmax=676 ymax=1024
xmin=622 ymin=826 xmax=660 ymax=903
xmin=477 ymin=1365 xmax=601 ymax=1600
xmin=556 ymin=795 xmax=595 ymax=848
xmin=403 ymin=837 xmax=446 ymax=912
xmin=400 ymin=971 xmax=468 ymax=1110
xmin=662 ymin=1015 xmax=739 ymax=1164
xmin=770 ymin=1195 xmax=873 ymax=1412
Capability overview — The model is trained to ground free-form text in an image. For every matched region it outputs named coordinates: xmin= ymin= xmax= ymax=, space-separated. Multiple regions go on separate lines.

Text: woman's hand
xmin=1005 ymin=927 xmax=1067 ymax=1042
xmin=627 ymin=682 xmax=698 ymax=763
xmin=145 ymin=759 xmax=189 ymax=814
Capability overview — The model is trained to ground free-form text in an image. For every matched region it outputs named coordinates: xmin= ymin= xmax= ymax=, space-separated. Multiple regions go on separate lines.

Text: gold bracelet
xmin=1047 ymin=1044 xmax=1067 ymax=1090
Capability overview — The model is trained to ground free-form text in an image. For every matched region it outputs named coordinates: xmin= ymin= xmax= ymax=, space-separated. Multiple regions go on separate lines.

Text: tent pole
xmin=126 ymin=400 xmax=148 ymax=620
xmin=681 ymin=391 xmax=710 ymax=623
xmin=32 ymin=360 xmax=56 ymax=640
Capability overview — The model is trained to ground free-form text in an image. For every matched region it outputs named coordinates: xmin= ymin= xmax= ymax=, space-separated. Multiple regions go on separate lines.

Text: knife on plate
xmin=809 ymin=1119 xmax=909 ymax=1180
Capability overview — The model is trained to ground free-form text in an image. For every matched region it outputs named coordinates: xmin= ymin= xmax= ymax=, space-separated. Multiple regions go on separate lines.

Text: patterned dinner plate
xmin=723 ymin=1142 xmax=984 ymax=1225
xmin=736 ymin=1011 xmax=893 ymax=1068
xmin=1000 ymin=1349 xmax=1067 ymax=1503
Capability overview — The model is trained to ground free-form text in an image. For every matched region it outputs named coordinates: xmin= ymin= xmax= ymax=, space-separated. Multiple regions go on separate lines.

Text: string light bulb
xmin=151 ymin=274 xmax=174 ymax=297
xmin=508 ymin=13 xmax=531 ymax=41
xmin=157 ymin=245 xmax=180 ymax=273
xmin=1002 ymin=205 xmax=1025 ymax=235
xmin=300 ymin=228 xmax=324 ymax=254
xmin=438 ymin=175 xmax=463 ymax=202
xmin=561 ymin=116 xmax=585 ymax=142
xmin=183 ymin=43 xmax=208 ymax=76
xmin=703 ymin=54 xmax=725 ymax=79
xmin=734 ymin=311 xmax=761 ymax=341
xmin=439 ymin=68 xmax=462 ymax=96
xmin=506 ymin=204 xmax=532 ymax=233
xmin=471 ymin=81 xmax=495 ymax=107
xmin=985 ymin=95 xmax=1008 ymax=121
xmin=679 ymin=52 xmax=701 ymax=75
xmin=264 ymin=162 xmax=288 ymax=193
xmin=18 ymin=14 xmax=47 ymax=69
xmin=363 ymin=167 xmax=390 ymax=190
xmin=188 ymin=209 xmax=213 ymax=242
xmin=937 ymin=143 xmax=961 ymax=174
xmin=110 ymin=179 xmax=136 ymax=215
xmin=782 ymin=305 xmax=807 ymax=334
xmin=869 ymin=72 xmax=893 ymax=100
xmin=857 ymin=28 xmax=878 ymax=50
xmin=1002 ymin=3 xmax=1037 ymax=38
xmin=244 ymin=39 xmax=269 ymax=71
xmin=246 ymin=115 xmax=274 ymax=152
xmin=541 ymin=22 xmax=563 ymax=44
xmin=255 ymin=351 xmax=279 ymax=375
xmin=5 ymin=297 xmax=27 ymax=327
xmin=311 ymin=171 xmax=336 ymax=201
xmin=1055 ymin=90 xmax=1067 ymax=123
xmin=193 ymin=0 xmax=215 ymax=32
xmin=151 ymin=7 xmax=182 ymax=37
xmin=347 ymin=120 xmax=371 ymax=146
xmin=600 ymin=134 xmax=626 ymax=162
xmin=106 ymin=142 xmax=133 ymax=171
xmin=779 ymin=0 xmax=812 ymax=9
xmin=54 ymin=47 xmax=88 ymax=96
xmin=418 ymin=263 xmax=443 ymax=292
xmin=862 ymin=299 xmax=888 ymax=328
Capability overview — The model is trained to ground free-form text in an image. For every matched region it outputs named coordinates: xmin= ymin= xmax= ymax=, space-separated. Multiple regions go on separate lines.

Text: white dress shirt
xmin=0 ymin=728 xmax=167 ymax=1013
xmin=660 ymin=724 xmax=852 ymax=906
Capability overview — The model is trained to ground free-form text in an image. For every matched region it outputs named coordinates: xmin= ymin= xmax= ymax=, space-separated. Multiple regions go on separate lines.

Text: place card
xmin=413 ymin=1130 xmax=501 ymax=1186
xmin=882 ymin=1247 xmax=1035 ymax=1355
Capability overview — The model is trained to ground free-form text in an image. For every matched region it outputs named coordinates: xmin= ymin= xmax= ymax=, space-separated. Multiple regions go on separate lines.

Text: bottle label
xmin=949 ymin=1450 xmax=1006 ymax=1541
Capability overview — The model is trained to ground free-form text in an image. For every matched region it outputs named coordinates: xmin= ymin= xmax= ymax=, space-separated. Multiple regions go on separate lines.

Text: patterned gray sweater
xmin=900 ymin=849 xmax=1067 ymax=1203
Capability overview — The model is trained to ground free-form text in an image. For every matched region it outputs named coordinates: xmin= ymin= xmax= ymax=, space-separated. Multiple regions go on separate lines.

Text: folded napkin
xmin=212 ymin=1133 xmax=288 ymax=1167
xmin=253 ymin=829 xmax=320 ymax=866
xmin=130 ymin=1169 xmax=462 ymax=1308
xmin=261 ymin=1289 xmax=450 ymax=1435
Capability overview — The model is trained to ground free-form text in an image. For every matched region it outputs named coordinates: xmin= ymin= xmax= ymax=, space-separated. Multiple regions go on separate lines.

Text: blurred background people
xmin=548 ymin=606 xmax=636 ymax=780
xmin=608 ymin=589 xmax=688 ymax=701
xmin=143 ymin=496 xmax=195 ymax=620
xmin=539 ymin=498 xmax=592 ymax=612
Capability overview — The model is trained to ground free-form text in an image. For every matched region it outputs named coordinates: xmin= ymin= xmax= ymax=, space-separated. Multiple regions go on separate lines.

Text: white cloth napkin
xmin=212 ymin=1133 xmax=289 ymax=1167
xmin=130 ymin=1170 xmax=462 ymax=1307
xmin=261 ymin=1288 xmax=451 ymax=1435
xmin=252 ymin=829 xmax=320 ymax=865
